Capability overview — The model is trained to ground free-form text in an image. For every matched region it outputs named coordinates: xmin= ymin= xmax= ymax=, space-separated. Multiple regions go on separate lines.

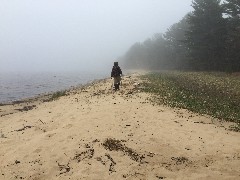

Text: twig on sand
xmin=14 ymin=125 xmax=34 ymax=132
xmin=38 ymin=119 xmax=45 ymax=124
xmin=105 ymin=153 xmax=116 ymax=173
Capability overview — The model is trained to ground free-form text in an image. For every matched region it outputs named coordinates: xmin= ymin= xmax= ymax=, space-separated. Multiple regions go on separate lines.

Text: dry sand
xmin=0 ymin=73 xmax=240 ymax=180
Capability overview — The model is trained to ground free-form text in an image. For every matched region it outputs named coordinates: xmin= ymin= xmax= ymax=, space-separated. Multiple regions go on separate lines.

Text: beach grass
xmin=49 ymin=90 xmax=67 ymax=101
xmin=141 ymin=71 xmax=240 ymax=131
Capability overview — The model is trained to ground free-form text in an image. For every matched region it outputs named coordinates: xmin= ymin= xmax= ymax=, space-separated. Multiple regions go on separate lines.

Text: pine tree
xmin=164 ymin=14 xmax=190 ymax=70
xmin=224 ymin=0 xmax=240 ymax=17
xmin=185 ymin=0 xmax=226 ymax=71
xmin=223 ymin=0 xmax=240 ymax=72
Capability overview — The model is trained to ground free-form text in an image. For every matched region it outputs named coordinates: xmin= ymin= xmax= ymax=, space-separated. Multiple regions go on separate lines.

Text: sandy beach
xmin=0 ymin=73 xmax=240 ymax=180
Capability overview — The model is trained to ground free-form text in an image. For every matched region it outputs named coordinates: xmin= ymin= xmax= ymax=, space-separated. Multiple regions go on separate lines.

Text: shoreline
xmin=0 ymin=69 xmax=139 ymax=117
xmin=0 ymin=71 xmax=109 ymax=105
xmin=0 ymin=77 xmax=108 ymax=117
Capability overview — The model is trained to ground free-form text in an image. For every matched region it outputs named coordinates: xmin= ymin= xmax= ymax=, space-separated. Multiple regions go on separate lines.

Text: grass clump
xmin=141 ymin=71 xmax=240 ymax=125
xmin=49 ymin=90 xmax=67 ymax=101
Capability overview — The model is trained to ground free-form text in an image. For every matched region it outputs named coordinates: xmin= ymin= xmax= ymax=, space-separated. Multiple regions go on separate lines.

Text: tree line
xmin=120 ymin=0 xmax=240 ymax=72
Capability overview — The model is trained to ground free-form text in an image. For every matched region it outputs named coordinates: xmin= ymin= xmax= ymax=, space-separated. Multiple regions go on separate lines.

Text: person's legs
xmin=114 ymin=84 xmax=118 ymax=90
xmin=113 ymin=76 xmax=121 ymax=90
xmin=116 ymin=77 xmax=121 ymax=90
xmin=113 ymin=77 xmax=118 ymax=90
xmin=116 ymin=83 xmax=120 ymax=90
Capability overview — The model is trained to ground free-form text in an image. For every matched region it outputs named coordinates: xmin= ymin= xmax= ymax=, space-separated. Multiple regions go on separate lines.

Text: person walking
xmin=111 ymin=62 xmax=122 ymax=91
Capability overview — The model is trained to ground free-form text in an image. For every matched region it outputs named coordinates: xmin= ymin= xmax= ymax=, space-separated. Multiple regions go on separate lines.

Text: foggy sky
xmin=0 ymin=0 xmax=193 ymax=73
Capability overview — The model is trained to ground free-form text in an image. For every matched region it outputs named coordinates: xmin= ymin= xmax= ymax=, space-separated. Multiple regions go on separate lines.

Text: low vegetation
xmin=141 ymin=71 xmax=240 ymax=131
xmin=49 ymin=90 xmax=67 ymax=101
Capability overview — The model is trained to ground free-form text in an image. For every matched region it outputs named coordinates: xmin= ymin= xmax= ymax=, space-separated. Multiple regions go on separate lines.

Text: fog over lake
xmin=0 ymin=0 xmax=192 ymax=73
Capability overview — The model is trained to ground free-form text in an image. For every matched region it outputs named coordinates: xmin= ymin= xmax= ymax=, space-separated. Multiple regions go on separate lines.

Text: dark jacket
xmin=111 ymin=66 xmax=122 ymax=77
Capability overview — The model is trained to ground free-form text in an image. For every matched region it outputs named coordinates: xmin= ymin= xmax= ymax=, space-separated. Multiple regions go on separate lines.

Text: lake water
xmin=0 ymin=71 xmax=108 ymax=103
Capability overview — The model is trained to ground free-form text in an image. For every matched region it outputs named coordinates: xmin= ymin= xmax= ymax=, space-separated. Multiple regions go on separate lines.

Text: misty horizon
xmin=0 ymin=0 xmax=193 ymax=73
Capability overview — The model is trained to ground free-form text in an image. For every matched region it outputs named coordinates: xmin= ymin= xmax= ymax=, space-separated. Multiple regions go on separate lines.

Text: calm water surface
xmin=0 ymin=71 xmax=108 ymax=103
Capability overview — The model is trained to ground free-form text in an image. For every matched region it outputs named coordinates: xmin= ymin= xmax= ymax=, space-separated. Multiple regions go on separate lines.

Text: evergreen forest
xmin=121 ymin=0 xmax=240 ymax=72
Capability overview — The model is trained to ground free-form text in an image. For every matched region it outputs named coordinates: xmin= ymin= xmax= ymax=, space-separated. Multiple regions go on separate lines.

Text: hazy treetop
xmin=0 ymin=0 xmax=192 ymax=72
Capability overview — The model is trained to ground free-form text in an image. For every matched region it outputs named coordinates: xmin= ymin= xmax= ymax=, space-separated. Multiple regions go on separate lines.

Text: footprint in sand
xmin=64 ymin=124 xmax=73 ymax=129
xmin=33 ymin=148 xmax=42 ymax=153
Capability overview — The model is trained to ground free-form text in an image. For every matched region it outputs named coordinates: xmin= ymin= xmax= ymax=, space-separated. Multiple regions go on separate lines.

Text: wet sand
xmin=0 ymin=73 xmax=240 ymax=180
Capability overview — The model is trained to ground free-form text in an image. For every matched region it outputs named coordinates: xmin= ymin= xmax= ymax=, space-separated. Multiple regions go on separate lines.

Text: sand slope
xmin=0 ymin=74 xmax=240 ymax=180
